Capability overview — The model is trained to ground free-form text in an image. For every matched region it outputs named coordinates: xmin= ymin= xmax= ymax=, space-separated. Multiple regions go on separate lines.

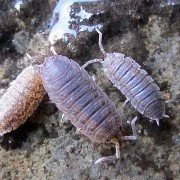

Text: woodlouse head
xmin=39 ymin=55 xmax=70 ymax=82
xmin=103 ymin=53 xmax=125 ymax=73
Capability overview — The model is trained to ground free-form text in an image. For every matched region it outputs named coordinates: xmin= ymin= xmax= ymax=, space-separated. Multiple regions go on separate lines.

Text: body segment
xmin=0 ymin=66 xmax=45 ymax=136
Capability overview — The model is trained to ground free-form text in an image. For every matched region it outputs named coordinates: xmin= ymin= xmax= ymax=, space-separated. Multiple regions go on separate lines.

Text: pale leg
xmin=94 ymin=117 xmax=138 ymax=164
xmin=94 ymin=140 xmax=120 ymax=164
xmin=59 ymin=113 xmax=69 ymax=124
xmin=163 ymin=114 xmax=169 ymax=118
xmin=122 ymin=99 xmax=130 ymax=107
xmin=124 ymin=116 xmax=138 ymax=140
xmin=82 ymin=59 xmax=103 ymax=69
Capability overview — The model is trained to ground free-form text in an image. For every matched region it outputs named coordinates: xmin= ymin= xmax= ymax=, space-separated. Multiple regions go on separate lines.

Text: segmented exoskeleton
xmin=83 ymin=29 xmax=169 ymax=125
xmin=39 ymin=54 xmax=137 ymax=164
xmin=0 ymin=66 xmax=45 ymax=136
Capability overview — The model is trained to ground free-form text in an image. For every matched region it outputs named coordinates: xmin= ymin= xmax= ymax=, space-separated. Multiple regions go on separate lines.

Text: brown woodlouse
xmin=0 ymin=66 xmax=45 ymax=136
xmin=83 ymin=29 xmax=169 ymax=126
xmin=39 ymin=53 xmax=137 ymax=164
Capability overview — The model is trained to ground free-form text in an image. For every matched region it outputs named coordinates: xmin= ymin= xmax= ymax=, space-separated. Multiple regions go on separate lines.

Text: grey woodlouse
xmin=83 ymin=29 xmax=169 ymax=125
xmin=39 ymin=53 xmax=138 ymax=164
xmin=0 ymin=66 xmax=45 ymax=136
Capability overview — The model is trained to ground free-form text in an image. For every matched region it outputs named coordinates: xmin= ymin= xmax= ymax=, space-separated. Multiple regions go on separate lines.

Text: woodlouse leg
xmin=94 ymin=140 xmax=120 ymax=164
xmin=124 ymin=116 xmax=138 ymax=140
xmin=122 ymin=99 xmax=130 ymax=107
xmin=91 ymin=75 xmax=97 ymax=82
xmin=59 ymin=113 xmax=69 ymax=124
xmin=82 ymin=59 xmax=103 ymax=69
xmin=76 ymin=128 xmax=83 ymax=135
xmin=165 ymin=99 xmax=177 ymax=104
xmin=96 ymin=28 xmax=107 ymax=56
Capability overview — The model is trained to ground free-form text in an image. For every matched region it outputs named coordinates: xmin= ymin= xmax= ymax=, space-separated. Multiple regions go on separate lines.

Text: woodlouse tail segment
xmin=94 ymin=139 xmax=120 ymax=164
xmin=124 ymin=116 xmax=138 ymax=140
xmin=155 ymin=119 xmax=160 ymax=126
xmin=154 ymin=114 xmax=169 ymax=126
xmin=96 ymin=28 xmax=107 ymax=57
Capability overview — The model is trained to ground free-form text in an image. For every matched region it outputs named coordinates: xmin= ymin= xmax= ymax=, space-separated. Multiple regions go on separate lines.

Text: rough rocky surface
xmin=0 ymin=0 xmax=179 ymax=179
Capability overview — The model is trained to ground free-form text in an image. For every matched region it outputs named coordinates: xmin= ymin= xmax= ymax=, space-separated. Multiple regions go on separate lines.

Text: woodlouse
xmin=39 ymin=54 xmax=137 ymax=164
xmin=0 ymin=66 xmax=45 ymax=136
xmin=83 ymin=29 xmax=169 ymax=125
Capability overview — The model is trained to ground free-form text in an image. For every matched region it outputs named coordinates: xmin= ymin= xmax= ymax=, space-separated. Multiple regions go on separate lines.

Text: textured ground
xmin=0 ymin=0 xmax=179 ymax=179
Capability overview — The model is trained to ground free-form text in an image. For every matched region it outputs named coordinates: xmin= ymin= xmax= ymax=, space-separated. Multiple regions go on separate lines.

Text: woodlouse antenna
xmin=26 ymin=53 xmax=44 ymax=64
xmin=163 ymin=114 xmax=169 ymax=118
xmin=96 ymin=28 xmax=107 ymax=56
